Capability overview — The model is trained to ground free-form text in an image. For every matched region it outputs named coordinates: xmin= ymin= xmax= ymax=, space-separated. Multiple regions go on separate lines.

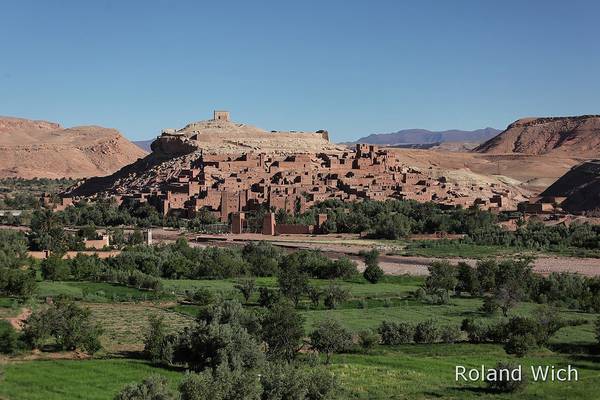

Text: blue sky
xmin=1 ymin=0 xmax=599 ymax=142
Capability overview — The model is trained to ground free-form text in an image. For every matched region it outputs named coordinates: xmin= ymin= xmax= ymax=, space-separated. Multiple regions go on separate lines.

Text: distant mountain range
xmin=347 ymin=127 xmax=501 ymax=146
xmin=133 ymin=139 xmax=154 ymax=152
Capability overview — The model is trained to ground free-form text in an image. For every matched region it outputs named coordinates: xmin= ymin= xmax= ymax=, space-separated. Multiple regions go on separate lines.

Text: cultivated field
xmin=2 ymin=274 xmax=599 ymax=399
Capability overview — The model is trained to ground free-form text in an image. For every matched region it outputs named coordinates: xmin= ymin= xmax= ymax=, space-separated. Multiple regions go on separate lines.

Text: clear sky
xmin=1 ymin=0 xmax=599 ymax=142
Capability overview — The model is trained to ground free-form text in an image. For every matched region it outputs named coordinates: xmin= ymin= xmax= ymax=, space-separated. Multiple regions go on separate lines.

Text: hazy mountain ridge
xmin=348 ymin=127 xmax=500 ymax=146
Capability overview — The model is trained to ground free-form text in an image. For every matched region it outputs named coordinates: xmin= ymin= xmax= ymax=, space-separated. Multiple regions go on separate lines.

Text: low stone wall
xmin=275 ymin=224 xmax=313 ymax=235
xmin=27 ymin=250 xmax=121 ymax=260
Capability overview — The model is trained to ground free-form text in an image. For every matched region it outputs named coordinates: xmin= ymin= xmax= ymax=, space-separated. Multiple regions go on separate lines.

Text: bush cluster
xmin=378 ymin=320 xmax=461 ymax=345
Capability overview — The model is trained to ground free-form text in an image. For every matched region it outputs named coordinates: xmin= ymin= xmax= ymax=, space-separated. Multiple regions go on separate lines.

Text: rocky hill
xmin=67 ymin=112 xmax=345 ymax=196
xmin=349 ymin=127 xmax=500 ymax=146
xmin=474 ymin=115 xmax=600 ymax=157
xmin=0 ymin=116 xmax=147 ymax=179
xmin=541 ymin=160 xmax=600 ymax=213
xmin=151 ymin=116 xmax=344 ymax=157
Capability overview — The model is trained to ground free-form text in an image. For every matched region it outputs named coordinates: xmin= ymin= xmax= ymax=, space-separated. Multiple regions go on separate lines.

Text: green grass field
xmin=0 ymin=359 xmax=182 ymax=400
xmin=36 ymin=281 xmax=175 ymax=302
xmin=2 ymin=273 xmax=600 ymax=399
xmin=0 ymin=345 xmax=597 ymax=400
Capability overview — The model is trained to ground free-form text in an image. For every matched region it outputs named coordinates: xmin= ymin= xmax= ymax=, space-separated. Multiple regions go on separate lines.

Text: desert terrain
xmin=0 ymin=116 xmax=147 ymax=179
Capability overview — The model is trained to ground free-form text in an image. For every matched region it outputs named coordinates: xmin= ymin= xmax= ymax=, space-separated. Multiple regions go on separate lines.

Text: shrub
xmin=362 ymin=249 xmax=384 ymax=284
xmin=23 ymin=297 xmax=102 ymax=354
xmin=456 ymin=262 xmax=479 ymax=295
xmin=495 ymin=316 xmax=543 ymax=357
xmin=414 ymin=320 xmax=440 ymax=344
xmin=440 ymin=325 xmax=462 ymax=343
xmin=144 ymin=315 xmax=174 ymax=365
xmin=259 ymin=362 xmax=310 ymax=400
xmin=430 ymin=289 xmax=450 ymax=305
xmin=373 ymin=213 xmax=411 ymax=239
xmin=425 ymin=261 xmax=457 ymax=295
xmin=234 ymin=278 xmax=256 ymax=303
xmin=264 ymin=362 xmax=336 ymax=399
xmin=480 ymin=295 xmax=499 ymax=315
xmin=41 ymin=255 xmax=71 ymax=281
xmin=114 ymin=374 xmax=176 ymax=400
xmin=258 ymin=287 xmax=280 ymax=308
xmin=173 ymin=302 xmax=264 ymax=372
xmin=0 ymin=268 xmax=36 ymax=297
xmin=261 ymin=301 xmax=304 ymax=361
xmin=363 ymin=264 xmax=384 ymax=284
xmin=277 ymin=263 xmax=309 ymax=307
xmin=242 ymin=241 xmax=281 ymax=277
xmin=485 ymin=362 xmax=528 ymax=393
xmin=378 ymin=321 xmax=414 ymax=345
xmin=304 ymin=366 xmax=339 ymax=400
xmin=306 ymin=286 xmax=322 ymax=308
xmin=0 ymin=320 xmax=21 ymax=354
xmin=461 ymin=318 xmax=488 ymax=343
xmin=185 ymin=288 xmax=214 ymax=306
xmin=70 ymin=254 xmax=106 ymax=280
xmin=596 ymin=317 xmax=600 ymax=344
xmin=504 ymin=333 xmax=537 ymax=357
xmin=179 ymin=366 xmax=261 ymax=400
xmin=320 ymin=257 xmax=358 ymax=279
xmin=323 ymin=284 xmax=349 ymax=309
xmin=310 ymin=319 xmax=352 ymax=364
xmin=414 ymin=287 xmax=428 ymax=302
xmin=357 ymin=330 xmax=378 ymax=351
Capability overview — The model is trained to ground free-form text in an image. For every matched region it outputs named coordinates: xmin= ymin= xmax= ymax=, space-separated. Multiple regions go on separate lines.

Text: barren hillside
xmin=474 ymin=115 xmax=600 ymax=157
xmin=0 ymin=116 xmax=147 ymax=179
xmin=541 ymin=160 xmax=600 ymax=213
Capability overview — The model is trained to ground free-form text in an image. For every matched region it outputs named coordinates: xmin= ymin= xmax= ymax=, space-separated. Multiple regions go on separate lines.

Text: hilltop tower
xmin=213 ymin=110 xmax=230 ymax=122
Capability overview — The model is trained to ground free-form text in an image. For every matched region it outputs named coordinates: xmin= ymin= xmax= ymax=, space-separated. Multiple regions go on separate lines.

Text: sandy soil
xmin=5 ymin=308 xmax=31 ymax=331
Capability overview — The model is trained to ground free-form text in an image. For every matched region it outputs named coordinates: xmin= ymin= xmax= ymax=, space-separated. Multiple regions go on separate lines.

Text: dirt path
xmin=5 ymin=308 xmax=31 ymax=331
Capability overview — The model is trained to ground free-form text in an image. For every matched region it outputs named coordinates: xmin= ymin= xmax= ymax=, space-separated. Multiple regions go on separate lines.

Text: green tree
xmin=0 ymin=320 xmax=21 ymax=354
xmin=414 ymin=320 xmax=440 ymax=344
xmin=23 ymin=297 xmax=102 ymax=354
xmin=485 ymin=362 xmax=528 ymax=393
xmin=323 ymin=283 xmax=349 ymax=309
xmin=425 ymin=261 xmax=457 ymax=296
xmin=261 ymin=301 xmax=304 ymax=361
xmin=373 ymin=213 xmax=412 ymax=239
xmin=277 ymin=263 xmax=309 ymax=307
xmin=179 ymin=365 xmax=262 ymax=400
xmin=357 ymin=330 xmax=378 ymax=351
xmin=144 ymin=315 xmax=173 ymax=365
xmin=242 ymin=242 xmax=281 ymax=277
xmin=235 ymin=278 xmax=256 ymax=303
xmin=173 ymin=301 xmax=264 ymax=372
xmin=41 ymin=255 xmax=71 ymax=281
xmin=114 ymin=375 xmax=176 ymax=400
xmin=362 ymin=249 xmax=384 ymax=284
xmin=456 ymin=262 xmax=479 ymax=296
xmin=310 ymin=319 xmax=352 ymax=364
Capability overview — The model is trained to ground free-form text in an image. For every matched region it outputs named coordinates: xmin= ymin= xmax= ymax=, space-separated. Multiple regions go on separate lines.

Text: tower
xmin=213 ymin=110 xmax=230 ymax=122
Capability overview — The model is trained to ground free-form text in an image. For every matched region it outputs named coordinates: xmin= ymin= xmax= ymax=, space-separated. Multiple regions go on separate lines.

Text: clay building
xmin=118 ymin=144 xmax=521 ymax=231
